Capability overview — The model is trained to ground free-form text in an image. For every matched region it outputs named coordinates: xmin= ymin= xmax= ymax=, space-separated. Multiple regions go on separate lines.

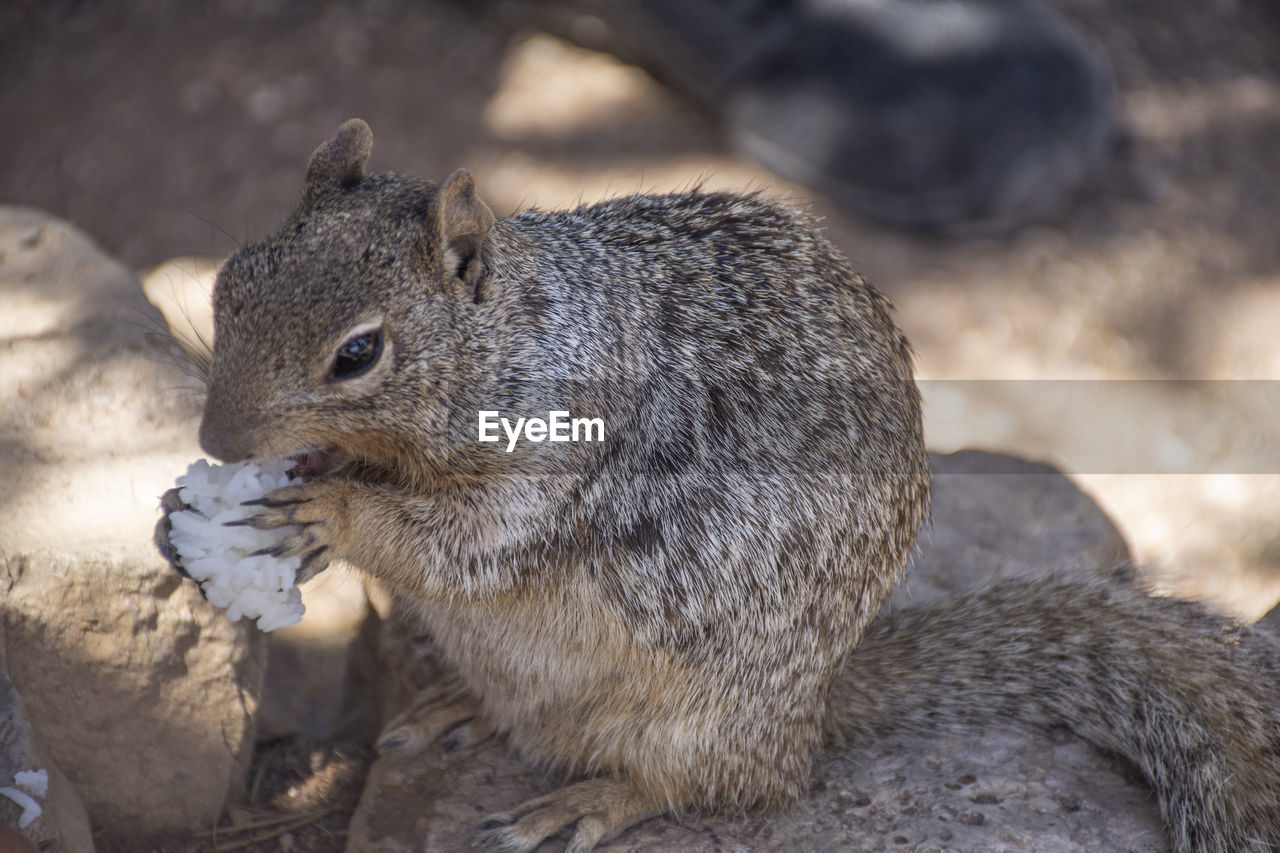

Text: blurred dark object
xmin=538 ymin=0 xmax=1115 ymax=234
xmin=1256 ymin=602 xmax=1280 ymax=634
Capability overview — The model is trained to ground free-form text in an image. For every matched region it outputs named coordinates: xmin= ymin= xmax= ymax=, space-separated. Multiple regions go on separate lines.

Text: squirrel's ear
xmin=423 ymin=169 xmax=495 ymax=301
xmin=304 ymin=118 xmax=373 ymax=201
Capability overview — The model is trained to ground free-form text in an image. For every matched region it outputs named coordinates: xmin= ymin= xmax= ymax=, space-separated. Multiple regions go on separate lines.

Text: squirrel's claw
xmin=234 ymin=510 xmax=296 ymax=532
xmin=240 ymin=495 xmax=311 ymax=508
xmin=235 ymin=484 xmax=321 ymax=530
xmin=231 ymin=480 xmax=349 ymax=568
xmin=247 ymin=529 xmax=323 ymax=562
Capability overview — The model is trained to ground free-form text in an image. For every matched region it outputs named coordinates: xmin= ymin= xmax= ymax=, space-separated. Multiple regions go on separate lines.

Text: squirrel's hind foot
xmin=477 ymin=777 xmax=664 ymax=853
xmin=375 ymin=676 xmax=490 ymax=753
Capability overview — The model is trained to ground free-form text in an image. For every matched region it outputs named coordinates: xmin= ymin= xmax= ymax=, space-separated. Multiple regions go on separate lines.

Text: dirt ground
xmin=3 ymin=0 xmax=1280 ymax=848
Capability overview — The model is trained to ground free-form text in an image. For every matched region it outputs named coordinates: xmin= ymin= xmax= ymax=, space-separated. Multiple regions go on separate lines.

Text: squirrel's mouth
xmin=288 ymin=449 xmax=339 ymax=480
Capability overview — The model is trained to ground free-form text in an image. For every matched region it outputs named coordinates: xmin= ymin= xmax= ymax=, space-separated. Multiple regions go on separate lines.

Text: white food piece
xmin=167 ymin=458 xmax=307 ymax=631
xmin=13 ymin=769 xmax=47 ymax=799
xmin=0 ymin=787 xmax=41 ymax=828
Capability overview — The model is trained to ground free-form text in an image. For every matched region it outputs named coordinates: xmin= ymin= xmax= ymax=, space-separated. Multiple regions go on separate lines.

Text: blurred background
xmin=2 ymin=0 xmax=1279 ymax=615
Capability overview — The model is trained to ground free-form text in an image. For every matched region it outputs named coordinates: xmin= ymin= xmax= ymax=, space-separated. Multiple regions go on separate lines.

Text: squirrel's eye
xmin=330 ymin=330 xmax=382 ymax=380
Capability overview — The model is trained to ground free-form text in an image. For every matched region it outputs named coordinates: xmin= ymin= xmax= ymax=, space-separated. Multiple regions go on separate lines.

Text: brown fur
xmin=176 ymin=119 xmax=1280 ymax=852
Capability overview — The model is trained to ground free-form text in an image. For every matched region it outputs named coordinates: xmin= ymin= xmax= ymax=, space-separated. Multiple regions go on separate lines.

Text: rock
xmin=344 ymin=599 xmax=455 ymax=853
xmin=0 ymin=208 xmax=267 ymax=842
xmin=346 ymin=450 xmax=1166 ymax=852
xmin=256 ymin=567 xmax=380 ymax=744
xmin=0 ymin=636 xmax=94 ymax=853
xmin=891 ymin=448 xmax=1132 ymax=607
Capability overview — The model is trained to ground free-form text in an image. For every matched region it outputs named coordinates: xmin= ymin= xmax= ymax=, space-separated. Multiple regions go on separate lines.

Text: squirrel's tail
xmin=829 ymin=568 xmax=1280 ymax=853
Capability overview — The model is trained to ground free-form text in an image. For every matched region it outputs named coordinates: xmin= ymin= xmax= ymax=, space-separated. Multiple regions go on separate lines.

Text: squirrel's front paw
xmin=155 ymin=487 xmax=198 ymax=584
xmin=235 ymin=479 xmax=351 ymax=572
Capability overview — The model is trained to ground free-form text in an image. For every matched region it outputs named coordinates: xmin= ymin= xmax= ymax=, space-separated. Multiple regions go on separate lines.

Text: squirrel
xmin=162 ymin=119 xmax=1280 ymax=852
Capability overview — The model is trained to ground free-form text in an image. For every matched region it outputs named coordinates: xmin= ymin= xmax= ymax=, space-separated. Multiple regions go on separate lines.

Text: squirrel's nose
xmin=198 ymin=397 xmax=249 ymax=463
xmin=198 ymin=421 xmax=246 ymax=463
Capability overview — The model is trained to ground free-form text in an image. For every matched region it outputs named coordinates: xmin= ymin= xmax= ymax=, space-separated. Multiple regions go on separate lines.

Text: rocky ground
xmin=2 ymin=0 xmax=1279 ymax=851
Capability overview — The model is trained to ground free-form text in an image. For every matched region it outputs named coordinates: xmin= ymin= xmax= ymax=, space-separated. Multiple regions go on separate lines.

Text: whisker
xmin=168 ymin=201 xmax=244 ymax=251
